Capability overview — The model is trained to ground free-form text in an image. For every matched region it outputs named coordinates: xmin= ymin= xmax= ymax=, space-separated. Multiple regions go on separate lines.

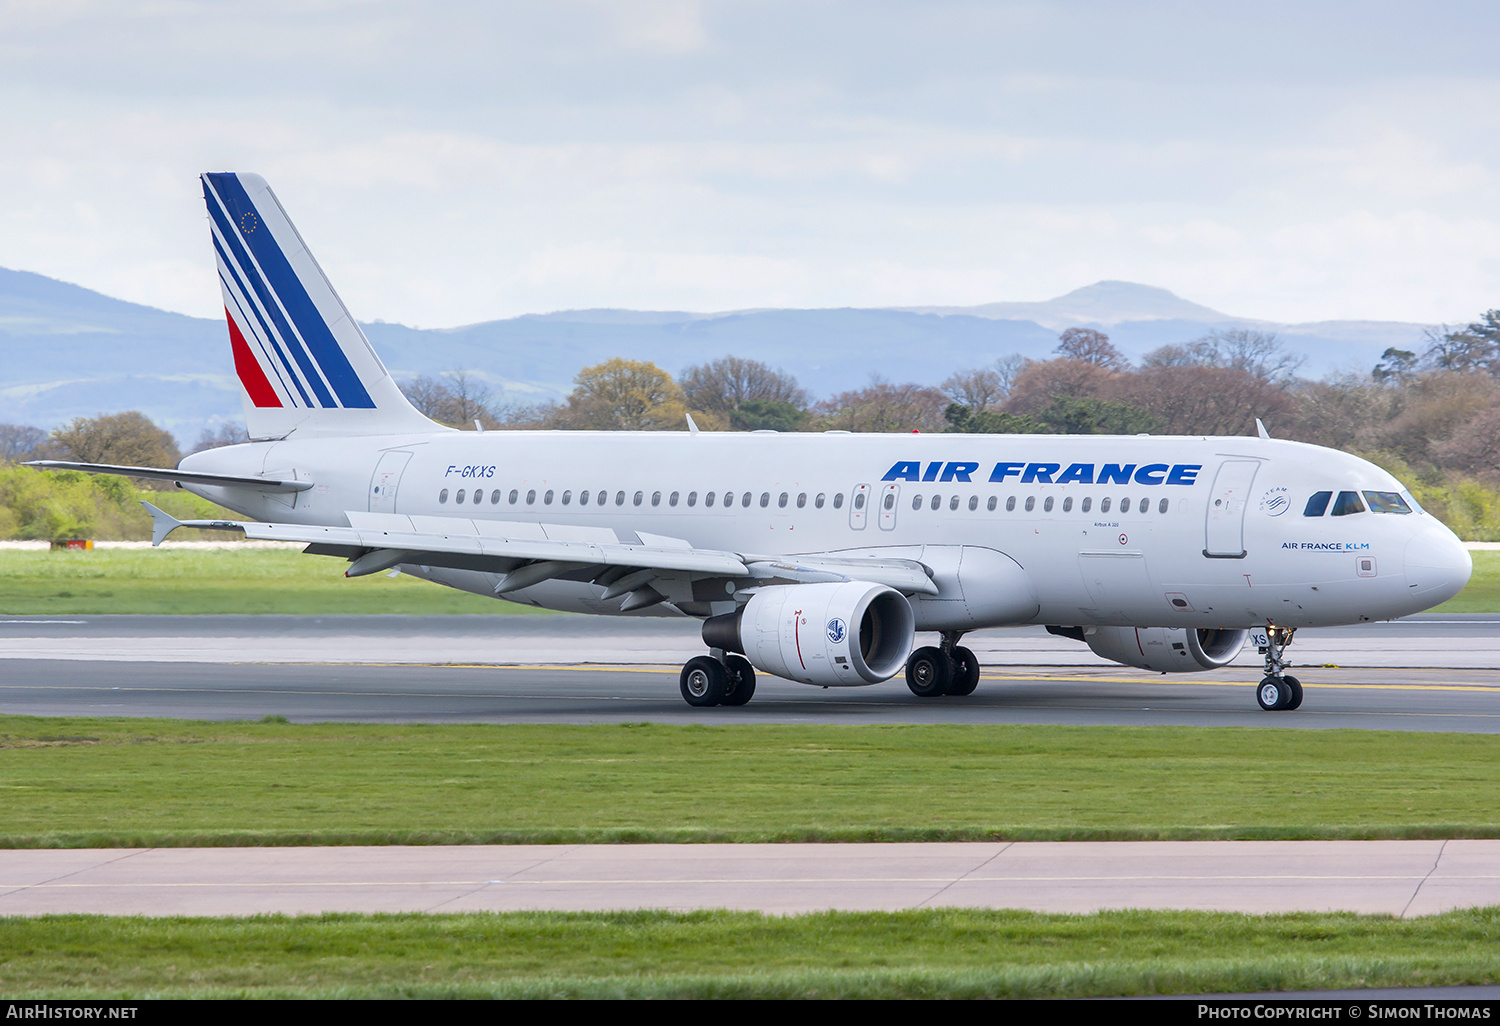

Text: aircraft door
xmin=878 ymin=483 xmax=899 ymax=530
xmin=849 ymin=483 xmax=870 ymax=530
xmin=369 ymin=450 xmax=413 ymax=513
xmin=1204 ymin=459 xmax=1259 ymax=558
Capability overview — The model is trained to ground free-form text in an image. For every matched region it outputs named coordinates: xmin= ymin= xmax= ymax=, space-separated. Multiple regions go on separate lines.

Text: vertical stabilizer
xmin=202 ymin=172 xmax=439 ymax=438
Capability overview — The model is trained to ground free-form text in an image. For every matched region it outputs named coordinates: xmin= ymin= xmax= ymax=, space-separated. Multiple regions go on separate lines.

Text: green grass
xmin=1434 ymin=549 xmax=1500 ymax=613
xmin=0 ymin=547 xmax=553 ymax=615
xmin=2 ymin=719 xmax=1498 ymax=847
xmin=1 ymin=545 xmax=1497 ymax=615
xmin=4 ymin=907 xmax=1499 ymax=998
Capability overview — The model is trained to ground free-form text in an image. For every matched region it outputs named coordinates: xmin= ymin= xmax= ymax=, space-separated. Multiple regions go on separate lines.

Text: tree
xmin=0 ymin=424 xmax=48 ymax=463
xmin=1034 ymin=396 xmax=1161 ymax=435
xmin=813 ymin=379 xmax=949 ymax=433
xmin=1372 ymin=347 xmax=1419 ymax=385
xmin=555 ymin=358 xmax=694 ymax=431
xmin=943 ymin=403 xmax=1044 ymax=434
xmin=401 ymin=370 xmax=501 ymax=429
xmin=679 ymin=357 xmax=808 ymax=418
xmin=940 ymin=367 xmax=1006 ymax=413
xmin=1001 ymin=358 xmax=1121 ymax=415
xmin=1144 ymin=328 xmax=1302 ymax=383
xmin=188 ymin=422 xmax=250 ymax=455
xmin=729 ymin=400 xmax=807 ymax=432
xmin=1055 ymin=327 xmax=1127 ymax=369
xmin=50 ymin=412 xmax=181 ymax=469
xmin=1425 ymin=311 xmax=1500 ymax=375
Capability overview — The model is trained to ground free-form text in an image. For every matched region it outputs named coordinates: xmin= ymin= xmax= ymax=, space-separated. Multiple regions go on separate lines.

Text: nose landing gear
xmin=1256 ymin=626 xmax=1303 ymax=711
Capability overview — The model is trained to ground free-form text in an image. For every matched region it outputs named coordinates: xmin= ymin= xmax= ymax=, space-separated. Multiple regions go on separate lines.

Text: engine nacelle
xmin=703 ymin=582 xmax=916 ymax=686
xmin=1064 ymin=626 xmax=1248 ymax=673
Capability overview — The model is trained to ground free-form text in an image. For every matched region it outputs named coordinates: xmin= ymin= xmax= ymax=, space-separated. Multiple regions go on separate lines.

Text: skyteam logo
xmin=881 ymin=460 xmax=1203 ymax=486
xmin=826 ymin=618 xmax=847 ymax=644
xmin=1259 ymin=487 xmax=1291 ymax=516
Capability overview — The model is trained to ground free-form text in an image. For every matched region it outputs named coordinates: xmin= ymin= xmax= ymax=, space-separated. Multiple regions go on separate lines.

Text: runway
xmin=2 ymin=840 xmax=1494 ymax=918
xmin=1 ymin=613 xmax=1498 ymax=728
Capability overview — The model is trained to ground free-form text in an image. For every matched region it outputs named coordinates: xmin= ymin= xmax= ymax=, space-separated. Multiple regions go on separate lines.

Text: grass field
xmin=0 ymin=546 xmax=550 ymax=615
xmin=4 ymin=907 xmax=1499 ymax=998
xmin=0 ymin=547 xmax=1496 ymax=615
xmin=2 ymin=718 xmax=1497 ymax=846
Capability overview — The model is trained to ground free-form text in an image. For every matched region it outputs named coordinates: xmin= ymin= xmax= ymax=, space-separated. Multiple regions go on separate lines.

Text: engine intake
xmin=703 ymin=582 xmax=915 ymax=686
xmin=1050 ymin=625 xmax=1248 ymax=673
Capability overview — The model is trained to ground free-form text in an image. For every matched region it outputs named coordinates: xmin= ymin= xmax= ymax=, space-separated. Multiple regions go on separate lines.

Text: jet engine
xmin=1050 ymin=625 xmax=1248 ymax=673
xmin=702 ymin=582 xmax=916 ymax=686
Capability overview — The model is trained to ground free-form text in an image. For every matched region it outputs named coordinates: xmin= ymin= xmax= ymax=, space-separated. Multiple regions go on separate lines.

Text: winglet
xmin=686 ymin=413 xmax=700 ymax=436
xmin=1255 ymin=418 xmax=1270 ymax=440
xmin=140 ymin=501 xmax=183 ymax=547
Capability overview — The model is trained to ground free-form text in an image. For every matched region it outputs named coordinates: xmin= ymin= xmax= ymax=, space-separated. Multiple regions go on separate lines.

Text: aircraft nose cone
xmin=1404 ymin=526 xmax=1472 ymax=607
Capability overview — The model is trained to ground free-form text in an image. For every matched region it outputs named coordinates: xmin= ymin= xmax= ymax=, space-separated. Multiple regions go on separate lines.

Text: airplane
xmin=28 ymin=172 xmax=1474 ymax=711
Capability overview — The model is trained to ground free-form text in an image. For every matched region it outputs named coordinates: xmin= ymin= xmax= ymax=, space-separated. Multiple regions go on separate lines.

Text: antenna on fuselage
xmin=1255 ymin=418 xmax=1270 ymax=440
xmin=686 ymin=413 xmax=700 ymax=436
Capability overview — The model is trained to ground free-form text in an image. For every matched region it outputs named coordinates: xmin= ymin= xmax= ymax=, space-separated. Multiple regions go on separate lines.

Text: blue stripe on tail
xmin=203 ymin=174 xmax=375 ymax=409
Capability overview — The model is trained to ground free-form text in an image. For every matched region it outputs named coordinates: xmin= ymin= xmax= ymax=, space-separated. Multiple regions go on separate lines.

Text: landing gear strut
xmin=906 ymin=631 xmax=981 ymax=698
xmin=1256 ymin=626 xmax=1303 ymax=711
xmin=679 ymin=650 xmax=757 ymax=708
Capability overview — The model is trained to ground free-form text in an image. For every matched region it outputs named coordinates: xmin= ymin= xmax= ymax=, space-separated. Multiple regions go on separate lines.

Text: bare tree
xmin=1145 ymin=329 xmax=1302 ymax=383
xmin=1001 ymin=358 xmax=1121 ymax=415
xmin=940 ymin=367 xmax=1006 ymax=413
xmin=679 ymin=356 xmax=808 ymax=415
xmin=401 ymin=370 xmax=501 ymax=429
xmin=188 ymin=422 xmax=250 ymax=455
xmin=0 ymin=423 xmax=48 ymax=463
xmin=1055 ymin=327 xmax=1127 ymax=369
xmin=813 ymin=378 xmax=949 ymax=433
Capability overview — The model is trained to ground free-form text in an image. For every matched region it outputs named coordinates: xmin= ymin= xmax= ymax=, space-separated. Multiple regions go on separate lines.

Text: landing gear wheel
xmin=1282 ymin=675 xmax=1303 ymax=711
xmin=721 ymin=655 xmax=757 ymax=707
xmin=1257 ymin=676 xmax=1292 ymax=711
xmin=946 ymin=646 xmax=981 ymax=697
xmin=680 ymin=656 xmax=728 ymax=707
xmin=905 ymin=646 xmax=951 ymax=698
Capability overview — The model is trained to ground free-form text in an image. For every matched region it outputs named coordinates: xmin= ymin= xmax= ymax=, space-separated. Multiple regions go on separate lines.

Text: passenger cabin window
xmin=1331 ymin=490 xmax=1365 ymax=516
xmin=987 ymin=496 xmax=997 ymax=511
xmin=1062 ymin=496 xmax=1072 ymax=512
xmin=473 ymin=490 xmax=483 ymax=505
xmin=1024 ymin=496 xmax=1035 ymax=512
xmin=1006 ymin=496 xmax=1016 ymax=512
xmin=543 ymin=490 xmax=554 ymax=504
xmin=853 ymin=492 xmax=865 ymax=510
xmin=669 ymin=491 xmax=679 ymax=507
xmin=706 ymin=492 xmax=716 ymax=507
xmin=562 ymin=490 xmax=572 ymax=505
xmin=1082 ymin=497 xmax=1092 ymax=513
xmin=439 ymin=489 xmax=449 ymax=503
xmin=912 ymin=494 xmax=923 ymax=510
xmin=615 ymin=491 xmax=626 ymax=506
xmin=687 ymin=491 xmax=697 ymax=507
xmin=797 ymin=493 xmax=807 ymax=508
xmin=968 ymin=495 xmax=978 ymax=511
xmin=1120 ymin=497 xmax=1131 ymax=513
xmin=742 ymin=492 xmax=753 ymax=508
xmin=1304 ymin=491 xmax=1332 ymax=517
xmin=930 ymin=495 xmax=941 ymax=511
xmin=1364 ymin=491 xmax=1413 ymax=514
xmin=634 ymin=491 xmax=644 ymax=506
xmin=1100 ymin=497 xmax=1111 ymax=513
xmin=1043 ymin=496 xmax=1054 ymax=512
xmin=490 ymin=490 xmax=500 ymax=504
xmin=1158 ymin=498 xmax=1169 ymax=514
xmin=760 ymin=492 xmax=770 ymax=508
xmin=509 ymin=489 xmax=519 ymax=504
xmin=526 ymin=489 xmax=536 ymax=504
xmin=779 ymin=492 xmax=789 ymax=508
xmin=456 ymin=489 xmax=466 ymax=503
xmin=651 ymin=491 xmax=661 ymax=506
xmin=833 ymin=493 xmax=845 ymax=509
xmin=815 ymin=493 xmax=826 ymax=509
xmin=883 ymin=492 xmax=895 ymax=510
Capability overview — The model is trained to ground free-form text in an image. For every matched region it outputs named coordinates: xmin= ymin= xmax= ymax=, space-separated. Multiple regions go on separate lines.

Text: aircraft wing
xmin=141 ymin=504 xmax=939 ymax=608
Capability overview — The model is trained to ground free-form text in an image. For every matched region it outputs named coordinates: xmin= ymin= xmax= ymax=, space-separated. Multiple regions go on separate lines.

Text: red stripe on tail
xmin=225 ymin=308 xmax=282 ymax=408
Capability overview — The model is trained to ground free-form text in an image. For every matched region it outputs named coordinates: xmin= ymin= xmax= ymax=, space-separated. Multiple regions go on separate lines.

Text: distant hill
xmin=0 ymin=267 xmax=1434 ymax=442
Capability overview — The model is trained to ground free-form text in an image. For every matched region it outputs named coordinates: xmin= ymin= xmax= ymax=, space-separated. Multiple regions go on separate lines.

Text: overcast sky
xmin=1 ymin=0 xmax=1496 ymax=327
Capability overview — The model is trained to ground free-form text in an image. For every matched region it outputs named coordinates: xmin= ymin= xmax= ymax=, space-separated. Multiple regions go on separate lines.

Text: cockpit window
xmin=1304 ymin=491 xmax=1332 ymax=517
xmin=1363 ymin=490 xmax=1413 ymax=514
xmin=1331 ymin=490 xmax=1366 ymax=516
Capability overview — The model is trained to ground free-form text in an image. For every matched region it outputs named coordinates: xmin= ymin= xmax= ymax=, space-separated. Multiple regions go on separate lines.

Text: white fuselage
xmin=179 ymin=429 xmax=1473 ymax=632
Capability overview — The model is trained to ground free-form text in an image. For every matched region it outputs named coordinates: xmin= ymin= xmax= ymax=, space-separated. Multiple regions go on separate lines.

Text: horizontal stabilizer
xmin=28 ymin=461 xmax=313 ymax=493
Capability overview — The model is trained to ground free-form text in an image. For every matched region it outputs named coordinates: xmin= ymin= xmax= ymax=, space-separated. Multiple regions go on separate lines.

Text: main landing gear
xmin=1256 ymin=625 xmax=1303 ymax=711
xmin=679 ymin=651 xmax=757 ymax=708
xmin=906 ymin=631 xmax=981 ymax=698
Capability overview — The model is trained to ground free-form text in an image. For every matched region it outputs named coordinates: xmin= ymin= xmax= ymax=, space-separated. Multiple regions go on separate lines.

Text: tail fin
xmin=201 ymin=172 xmax=438 ymax=438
